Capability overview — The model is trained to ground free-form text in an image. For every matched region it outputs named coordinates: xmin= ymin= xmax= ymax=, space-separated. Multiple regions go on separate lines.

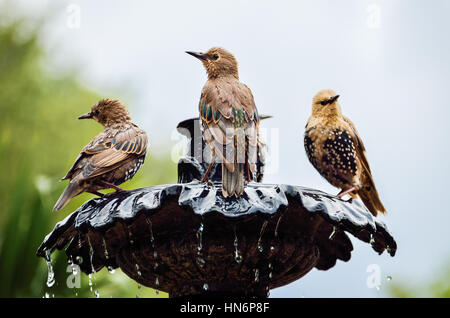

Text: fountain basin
xmin=37 ymin=181 xmax=396 ymax=297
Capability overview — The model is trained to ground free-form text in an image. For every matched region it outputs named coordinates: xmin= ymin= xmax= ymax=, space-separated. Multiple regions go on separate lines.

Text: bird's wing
xmin=199 ymin=80 xmax=259 ymax=172
xmin=62 ymin=126 xmax=148 ymax=181
xmin=343 ymin=116 xmax=372 ymax=174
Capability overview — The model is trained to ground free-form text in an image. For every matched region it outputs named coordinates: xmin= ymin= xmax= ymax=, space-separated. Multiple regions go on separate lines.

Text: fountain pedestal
xmin=37 ymin=118 xmax=396 ymax=298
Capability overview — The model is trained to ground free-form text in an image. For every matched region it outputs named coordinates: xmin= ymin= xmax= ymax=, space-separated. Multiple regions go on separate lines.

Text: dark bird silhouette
xmin=53 ymin=99 xmax=148 ymax=211
xmin=304 ymin=89 xmax=386 ymax=216
xmin=186 ymin=47 xmax=260 ymax=197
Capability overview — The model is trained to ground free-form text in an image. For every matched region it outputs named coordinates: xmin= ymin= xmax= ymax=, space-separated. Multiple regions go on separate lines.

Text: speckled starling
xmin=304 ymin=89 xmax=386 ymax=216
xmin=53 ymin=98 xmax=148 ymax=211
xmin=186 ymin=47 xmax=261 ymax=197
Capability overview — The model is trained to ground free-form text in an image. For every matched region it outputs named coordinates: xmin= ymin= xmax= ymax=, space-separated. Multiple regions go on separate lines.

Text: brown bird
xmin=53 ymin=98 xmax=148 ymax=211
xmin=304 ymin=89 xmax=386 ymax=216
xmin=186 ymin=47 xmax=260 ymax=197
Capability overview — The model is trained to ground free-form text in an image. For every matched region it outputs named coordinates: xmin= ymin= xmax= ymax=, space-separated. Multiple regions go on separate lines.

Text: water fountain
xmin=37 ymin=118 xmax=397 ymax=297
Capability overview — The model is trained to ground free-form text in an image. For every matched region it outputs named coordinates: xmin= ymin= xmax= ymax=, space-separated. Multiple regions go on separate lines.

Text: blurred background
xmin=0 ymin=0 xmax=449 ymax=298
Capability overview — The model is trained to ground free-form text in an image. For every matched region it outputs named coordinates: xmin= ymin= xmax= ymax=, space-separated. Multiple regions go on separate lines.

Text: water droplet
xmin=235 ymin=254 xmax=243 ymax=263
xmin=387 ymin=275 xmax=392 ymax=281
xmin=369 ymin=234 xmax=375 ymax=246
xmin=270 ymin=246 xmax=275 ymax=253
xmin=257 ymin=221 xmax=268 ymax=253
xmin=155 ymin=277 xmax=159 ymax=286
xmin=44 ymin=292 xmax=50 ymax=298
xmin=88 ymin=274 xmax=93 ymax=287
xmin=234 ymin=229 xmax=243 ymax=263
xmin=107 ymin=266 xmax=115 ymax=274
xmin=386 ymin=246 xmax=391 ymax=254
xmin=196 ymin=257 xmax=206 ymax=267
xmin=138 ymin=284 xmax=142 ymax=290
xmin=135 ymin=263 xmax=142 ymax=276
xmin=75 ymin=256 xmax=83 ymax=265
xmin=329 ymin=226 xmax=337 ymax=240
xmin=254 ymin=268 xmax=260 ymax=283
xmin=146 ymin=217 xmax=157 ymax=259
xmin=94 ymin=290 xmax=100 ymax=298
xmin=203 ymin=283 xmax=209 ymax=291
xmin=87 ymin=234 xmax=96 ymax=275
xmin=274 ymin=215 xmax=283 ymax=238
xmin=155 ymin=290 xmax=160 ymax=295
xmin=268 ymin=263 xmax=273 ymax=279
xmin=44 ymin=250 xmax=55 ymax=288
xmin=196 ymin=222 xmax=205 ymax=267
xmin=102 ymin=238 xmax=110 ymax=260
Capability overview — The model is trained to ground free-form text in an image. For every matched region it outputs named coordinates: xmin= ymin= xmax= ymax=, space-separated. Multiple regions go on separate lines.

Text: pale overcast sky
xmin=4 ymin=0 xmax=450 ymax=297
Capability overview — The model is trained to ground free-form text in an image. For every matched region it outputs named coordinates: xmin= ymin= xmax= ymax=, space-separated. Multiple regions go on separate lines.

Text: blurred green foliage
xmin=387 ymin=263 xmax=450 ymax=298
xmin=0 ymin=16 xmax=175 ymax=297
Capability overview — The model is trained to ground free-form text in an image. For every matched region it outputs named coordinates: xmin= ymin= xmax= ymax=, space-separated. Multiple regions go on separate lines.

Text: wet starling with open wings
xmin=304 ymin=89 xmax=386 ymax=216
xmin=186 ymin=47 xmax=260 ymax=197
xmin=53 ymin=98 xmax=148 ymax=211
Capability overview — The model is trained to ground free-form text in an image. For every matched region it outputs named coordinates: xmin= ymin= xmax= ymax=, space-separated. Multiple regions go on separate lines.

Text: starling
xmin=186 ymin=47 xmax=261 ymax=197
xmin=304 ymin=89 xmax=386 ymax=216
xmin=53 ymin=98 xmax=148 ymax=211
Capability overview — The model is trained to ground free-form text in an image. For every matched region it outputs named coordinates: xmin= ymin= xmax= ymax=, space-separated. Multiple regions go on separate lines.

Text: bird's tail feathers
xmin=222 ymin=163 xmax=244 ymax=198
xmin=358 ymin=178 xmax=386 ymax=217
xmin=53 ymin=181 xmax=83 ymax=211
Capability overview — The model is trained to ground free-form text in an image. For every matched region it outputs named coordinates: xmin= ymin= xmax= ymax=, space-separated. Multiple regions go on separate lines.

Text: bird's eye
xmin=320 ymin=100 xmax=328 ymax=106
xmin=212 ymin=54 xmax=219 ymax=60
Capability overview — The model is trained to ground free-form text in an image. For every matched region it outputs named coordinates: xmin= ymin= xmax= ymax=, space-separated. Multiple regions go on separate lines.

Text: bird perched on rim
xmin=186 ymin=47 xmax=260 ymax=197
xmin=53 ymin=98 xmax=148 ymax=211
xmin=304 ymin=89 xmax=386 ymax=216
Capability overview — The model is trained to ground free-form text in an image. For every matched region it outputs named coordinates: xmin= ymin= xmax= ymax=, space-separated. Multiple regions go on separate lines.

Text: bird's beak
xmin=259 ymin=115 xmax=273 ymax=120
xmin=78 ymin=112 xmax=93 ymax=120
xmin=186 ymin=51 xmax=208 ymax=61
xmin=329 ymin=95 xmax=340 ymax=103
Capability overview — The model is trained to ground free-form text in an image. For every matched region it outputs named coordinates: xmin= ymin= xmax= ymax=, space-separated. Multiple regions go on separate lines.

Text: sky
xmin=4 ymin=0 xmax=450 ymax=297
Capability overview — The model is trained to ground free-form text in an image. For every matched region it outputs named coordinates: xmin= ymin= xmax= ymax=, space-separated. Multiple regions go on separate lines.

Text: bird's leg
xmin=245 ymin=157 xmax=251 ymax=182
xmin=337 ymin=185 xmax=360 ymax=198
xmin=201 ymin=160 xmax=214 ymax=186
xmin=201 ymin=148 xmax=215 ymax=186
xmin=98 ymin=180 xmax=124 ymax=192
xmin=88 ymin=190 xmax=105 ymax=197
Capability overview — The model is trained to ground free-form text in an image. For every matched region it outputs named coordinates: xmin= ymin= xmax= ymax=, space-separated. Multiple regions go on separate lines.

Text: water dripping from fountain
xmin=257 ymin=220 xmax=268 ymax=253
xmin=132 ymin=252 xmax=142 ymax=277
xmin=44 ymin=249 xmax=55 ymax=288
xmin=369 ymin=234 xmax=375 ymax=246
xmin=254 ymin=268 xmax=260 ymax=283
xmin=274 ymin=214 xmax=283 ymax=238
xmin=146 ymin=216 xmax=160 ymax=284
xmin=329 ymin=226 xmax=337 ymax=240
xmin=196 ymin=222 xmax=206 ymax=267
xmin=233 ymin=227 xmax=243 ymax=263
xmin=87 ymin=234 xmax=97 ymax=295
xmin=268 ymin=263 xmax=273 ymax=279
